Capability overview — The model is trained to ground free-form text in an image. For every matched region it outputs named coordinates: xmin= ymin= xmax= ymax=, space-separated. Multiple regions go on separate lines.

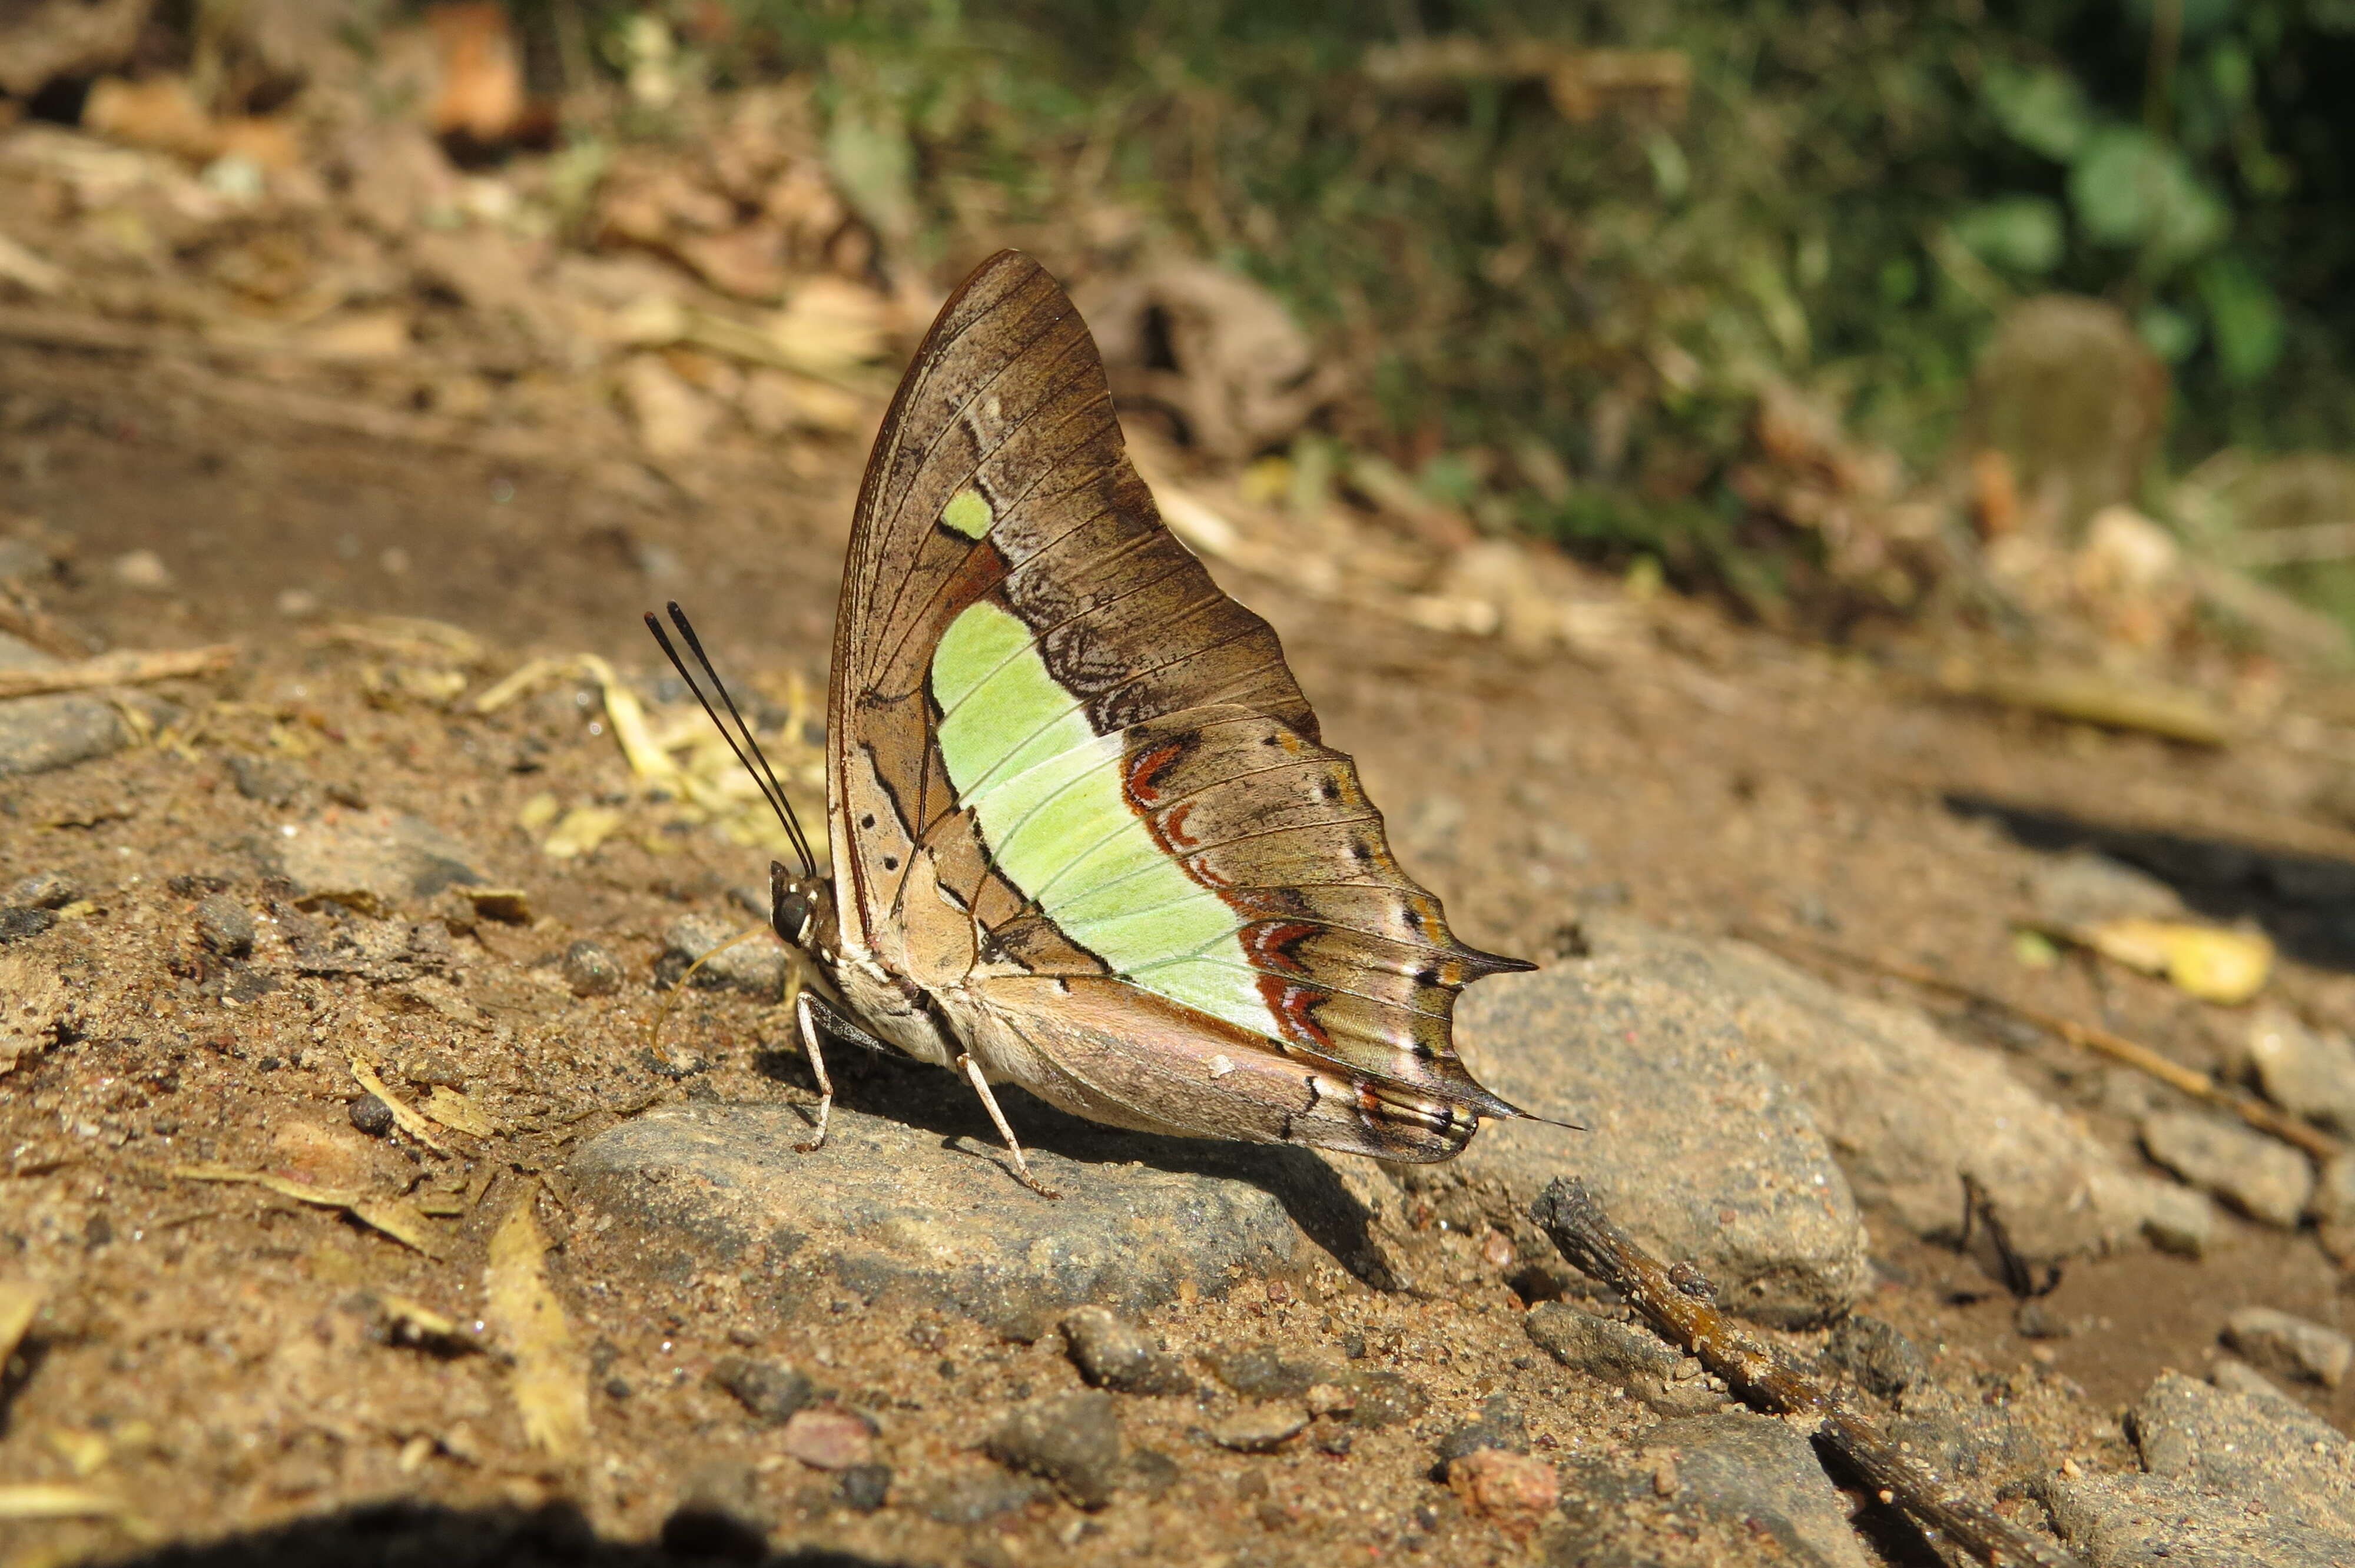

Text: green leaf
xmin=1983 ymin=63 xmax=2095 ymax=162
xmin=2195 ymin=254 xmax=2287 ymax=384
xmin=2068 ymin=127 xmax=2230 ymax=270
xmin=1952 ymin=197 xmax=2065 ymax=274
xmin=2138 ymin=303 xmax=2200 ymax=363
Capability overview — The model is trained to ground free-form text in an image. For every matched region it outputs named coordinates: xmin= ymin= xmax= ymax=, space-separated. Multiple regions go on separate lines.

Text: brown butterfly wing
xmin=827 ymin=250 xmax=1531 ymax=1158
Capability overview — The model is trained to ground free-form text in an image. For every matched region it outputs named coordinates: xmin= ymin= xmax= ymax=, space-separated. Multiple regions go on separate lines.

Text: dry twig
xmin=1530 ymin=1178 xmax=2085 ymax=1568
xmin=0 ymin=645 xmax=236 ymax=700
xmin=1743 ymin=925 xmax=2342 ymax=1162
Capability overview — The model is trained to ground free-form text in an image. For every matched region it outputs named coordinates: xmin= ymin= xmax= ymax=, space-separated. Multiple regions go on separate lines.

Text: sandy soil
xmin=2 ymin=333 xmax=2351 ymax=1566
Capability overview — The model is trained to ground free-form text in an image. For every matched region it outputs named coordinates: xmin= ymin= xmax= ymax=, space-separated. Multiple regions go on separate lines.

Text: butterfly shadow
xmin=752 ymin=1042 xmax=1404 ymax=1291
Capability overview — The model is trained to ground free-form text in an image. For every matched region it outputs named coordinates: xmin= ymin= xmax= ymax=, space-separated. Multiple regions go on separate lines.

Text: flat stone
xmin=2140 ymin=1112 xmax=2313 ymax=1228
xmin=780 ymin=1406 xmax=875 ymax=1471
xmin=1203 ymin=1341 xmax=1329 ymax=1400
xmin=984 ymin=1391 xmax=1123 ymax=1508
xmin=255 ymin=806 xmax=488 ymax=915
xmin=1060 ymin=1307 xmax=1193 ymax=1396
xmin=2130 ymin=1371 xmax=2355 ymax=1536
xmin=2045 ymin=1473 xmax=2350 ymax=1568
xmin=8 ymin=872 xmax=79 ymax=908
xmin=2220 ymin=1307 xmax=2353 ymax=1390
xmin=2028 ymin=850 xmax=2185 ymax=928
xmin=660 ymin=913 xmax=789 ymax=999
xmin=1444 ymin=1448 xmax=1559 ymax=1539
xmin=0 ymin=632 xmax=140 ymax=778
xmin=1524 ymin=1302 xmax=1723 ymax=1415
xmin=1681 ymin=923 xmax=2181 ymax=1263
xmin=1451 ymin=928 xmax=1870 ymax=1326
xmin=2243 ymin=1007 xmax=2355 ymax=1134
xmin=1637 ymin=1412 xmax=1875 ymax=1568
xmin=568 ymin=1087 xmax=1387 ymax=1325
xmin=1208 ymin=1403 xmax=1307 ymax=1453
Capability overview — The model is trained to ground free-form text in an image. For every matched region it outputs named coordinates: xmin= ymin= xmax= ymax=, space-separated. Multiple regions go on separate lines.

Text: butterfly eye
xmin=774 ymin=892 xmax=813 ymax=944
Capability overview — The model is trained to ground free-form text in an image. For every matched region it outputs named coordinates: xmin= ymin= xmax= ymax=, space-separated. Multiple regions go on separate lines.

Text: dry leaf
xmin=0 ymin=1278 xmax=42 ymax=1364
xmin=2085 ymin=918 xmax=2273 ymax=1004
xmin=350 ymin=1059 xmax=453 ymax=1154
xmin=422 ymin=1085 xmax=502 ymax=1138
xmin=0 ymin=1483 xmax=124 ymax=1520
xmin=487 ymin=1187 xmax=588 ymax=1460
xmin=542 ymin=805 xmax=623 ymax=859
xmin=169 ymin=1163 xmax=444 ymax=1257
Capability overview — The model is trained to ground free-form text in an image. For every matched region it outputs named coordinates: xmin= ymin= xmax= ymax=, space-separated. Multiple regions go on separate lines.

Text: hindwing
xmin=827 ymin=250 xmax=1532 ymax=1157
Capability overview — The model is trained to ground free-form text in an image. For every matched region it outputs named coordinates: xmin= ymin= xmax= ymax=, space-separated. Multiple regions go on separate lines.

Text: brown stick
xmin=1530 ymin=1178 xmax=2086 ymax=1568
xmin=1742 ymin=925 xmax=2343 ymax=1163
xmin=0 ymin=645 xmax=237 ymax=700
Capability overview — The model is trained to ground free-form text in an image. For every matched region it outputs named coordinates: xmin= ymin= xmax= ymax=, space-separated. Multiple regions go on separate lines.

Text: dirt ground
xmin=3 ymin=331 xmax=2353 ymax=1566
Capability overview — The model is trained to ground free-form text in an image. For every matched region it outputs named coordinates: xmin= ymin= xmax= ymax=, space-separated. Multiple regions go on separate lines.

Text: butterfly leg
xmin=957 ymin=1052 xmax=1061 ymax=1200
xmin=793 ymin=989 xmax=833 ymax=1153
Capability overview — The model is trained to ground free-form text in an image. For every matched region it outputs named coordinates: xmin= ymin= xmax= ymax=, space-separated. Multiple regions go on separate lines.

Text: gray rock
xmin=1819 ymin=1315 xmax=1931 ymax=1400
xmin=1203 ymin=1341 xmax=1326 ymax=1400
xmin=2140 ymin=1112 xmax=2313 ymax=1228
xmin=1436 ymin=1394 xmax=1528 ymax=1460
xmin=2206 ymin=1357 xmax=2289 ymax=1403
xmin=984 ymin=1391 xmax=1123 ymax=1509
xmin=560 ymin=939 xmax=625 ymax=998
xmin=1451 ymin=934 xmax=1870 ymax=1327
xmin=1344 ymin=1370 xmax=1428 ymax=1429
xmin=1209 ymin=1403 xmax=1308 ymax=1453
xmin=2314 ymin=1152 xmax=2355 ymax=1227
xmin=661 ymin=913 xmax=789 ymax=999
xmin=2044 ymin=1473 xmax=2350 ymax=1568
xmin=193 ymin=894 xmax=256 ymax=958
xmin=2141 ymin=1183 xmax=2217 ymax=1258
xmin=8 ymin=872 xmax=79 ymax=909
xmin=1523 ymin=1302 xmax=1723 ymax=1415
xmin=0 ymin=906 xmax=57 ymax=944
xmin=2220 ymin=1307 xmax=2353 ymax=1390
xmin=257 ymin=806 xmax=487 ymax=915
xmin=837 ymin=1463 xmax=891 ymax=1513
xmin=2028 ymin=851 xmax=2185 ymax=928
xmin=2120 ymin=1370 xmax=2355 ymax=1546
xmin=920 ymin=1466 xmax=1049 ymax=1524
xmin=569 ymin=1099 xmax=1384 ymax=1324
xmin=1639 ymin=1413 xmax=1875 ymax=1568
xmin=709 ymin=1356 xmax=814 ymax=1424
xmin=1059 ymin=1307 xmax=1193 ymax=1395
xmin=226 ymin=753 xmax=303 ymax=806
xmin=1681 ymin=923 xmax=2182 ymax=1263
xmin=2243 ymin=1008 xmax=2355 ymax=1134
xmin=0 ymin=632 xmax=138 ymax=778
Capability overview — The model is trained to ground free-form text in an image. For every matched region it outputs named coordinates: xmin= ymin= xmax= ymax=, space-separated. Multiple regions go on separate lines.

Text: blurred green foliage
xmin=608 ymin=1 xmax=2355 ymax=587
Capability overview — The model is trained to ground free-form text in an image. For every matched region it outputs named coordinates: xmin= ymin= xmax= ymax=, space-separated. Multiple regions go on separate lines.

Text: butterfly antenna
xmin=644 ymin=603 xmax=818 ymax=879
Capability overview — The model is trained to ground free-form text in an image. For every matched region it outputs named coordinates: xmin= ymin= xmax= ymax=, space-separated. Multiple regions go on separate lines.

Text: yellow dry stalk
xmin=486 ymin=1185 xmax=589 ymax=1461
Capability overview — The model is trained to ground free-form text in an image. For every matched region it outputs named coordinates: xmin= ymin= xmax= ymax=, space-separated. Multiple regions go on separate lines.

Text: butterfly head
xmin=769 ymin=859 xmax=838 ymax=960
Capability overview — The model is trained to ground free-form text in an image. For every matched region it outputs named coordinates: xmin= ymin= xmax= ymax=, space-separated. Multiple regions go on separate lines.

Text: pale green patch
xmin=941 ymin=487 xmax=994 ymax=539
xmin=931 ymin=601 xmax=1271 ymax=1038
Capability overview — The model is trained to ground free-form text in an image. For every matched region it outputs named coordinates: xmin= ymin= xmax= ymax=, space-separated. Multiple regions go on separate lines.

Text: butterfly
xmin=651 ymin=250 xmax=1540 ymax=1197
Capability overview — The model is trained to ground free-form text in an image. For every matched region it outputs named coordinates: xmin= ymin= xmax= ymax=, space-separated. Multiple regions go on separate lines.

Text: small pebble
xmin=984 ymin=1391 xmax=1124 ymax=1509
xmin=1205 ymin=1341 xmax=1322 ymax=1398
xmin=1060 ymin=1306 xmax=1194 ymax=1395
xmin=1446 ymin=1448 xmax=1560 ymax=1540
xmin=837 ymin=1463 xmax=891 ymax=1513
xmin=348 ymin=1095 xmax=396 ymax=1138
xmin=1346 ymin=1370 xmax=1430 ymax=1429
xmin=1435 ymin=1394 xmax=1528 ymax=1462
xmin=780 ymin=1406 xmax=876 ymax=1471
xmin=9 ymin=872 xmax=79 ymax=909
xmin=0 ymin=906 xmax=57 ymax=944
xmin=1119 ymin=1449 xmax=1179 ymax=1502
xmin=1209 ymin=1403 xmax=1308 ymax=1453
xmin=112 ymin=549 xmax=173 ymax=592
xmin=400 ymin=1051 xmax=466 ymax=1089
xmin=2222 ymin=1305 xmax=2353 ymax=1388
xmin=193 ymin=894 xmax=256 ymax=958
xmin=710 ymin=1356 xmax=813 ymax=1425
xmin=561 ymin=939 xmax=625 ymax=998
